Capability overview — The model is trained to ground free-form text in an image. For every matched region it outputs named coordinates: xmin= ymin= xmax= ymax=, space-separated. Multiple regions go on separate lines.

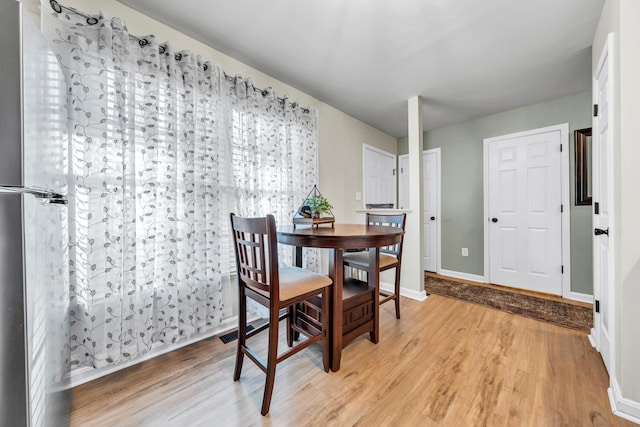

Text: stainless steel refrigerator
xmin=1 ymin=1 xmax=71 ymax=425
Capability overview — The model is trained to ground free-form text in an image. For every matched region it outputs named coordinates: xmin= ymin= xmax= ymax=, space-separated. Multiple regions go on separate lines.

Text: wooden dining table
xmin=277 ymin=223 xmax=403 ymax=371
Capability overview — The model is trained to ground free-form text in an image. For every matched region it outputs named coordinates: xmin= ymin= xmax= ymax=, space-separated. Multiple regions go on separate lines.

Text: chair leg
xmin=394 ymin=267 xmax=401 ymax=319
xmin=261 ymin=305 xmax=280 ymax=416
xmin=321 ymin=288 xmax=330 ymax=373
xmin=234 ymin=286 xmax=247 ymax=381
xmin=286 ymin=306 xmax=294 ymax=348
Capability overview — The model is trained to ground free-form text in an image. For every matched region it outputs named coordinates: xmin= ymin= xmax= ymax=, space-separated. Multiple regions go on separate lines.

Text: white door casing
xmin=363 ymin=144 xmax=396 ymax=208
xmin=423 ymin=149 xmax=440 ymax=272
xmin=484 ymin=125 xmax=569 ymax=296
xmin=398 ymin=154 xmax=409 ymax=209
xmin=592 ymin=34 xmax=614 ymax=376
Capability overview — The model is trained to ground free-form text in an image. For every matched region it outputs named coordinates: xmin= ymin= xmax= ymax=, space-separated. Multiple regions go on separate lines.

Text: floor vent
xmin=219 ymin=325 xmax=254 ymax=344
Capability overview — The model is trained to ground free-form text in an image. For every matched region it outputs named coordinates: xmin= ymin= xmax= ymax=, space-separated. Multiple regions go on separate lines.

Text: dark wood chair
xmin=230 ymin=213 xmax=332 ymax=416
xmin=343 ymin=213 xmax=406 ymax=319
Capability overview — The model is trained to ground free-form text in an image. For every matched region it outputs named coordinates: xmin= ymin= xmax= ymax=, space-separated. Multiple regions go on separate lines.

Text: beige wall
xmin=593 ymin=0 xmax=640 ymax=410
xmin=318 ymin=105 xmax=397 ymax=223
xmin=61 ymin=0 xmax=397 ymax=226
xmin=617 ymin=0 xmax=640 ymax=404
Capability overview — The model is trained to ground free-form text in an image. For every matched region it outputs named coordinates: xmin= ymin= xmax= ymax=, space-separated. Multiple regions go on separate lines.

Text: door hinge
xmin=393 ymin=169 xmax=396 ymax=176
xmin=561 ymin=204 xmax=564 ymax=213
xmin=400 ymin=167 xmax=404 ymax=173
xmin=560 ymin=144 xmax=563 ymax=152
xmin=595 ymin=299 xmax=600 ymax=313
xmin=594 ymin=202 xmax=600 ymax=215
xmin=561 ymin=265 xmax=564 ymax=274
xmin=594 ymin=104 xmax=599 ymax=117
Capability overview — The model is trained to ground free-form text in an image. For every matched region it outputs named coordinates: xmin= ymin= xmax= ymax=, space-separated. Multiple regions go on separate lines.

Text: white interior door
xmin=398 ymin=155 xmax=409 ymax=209
xmin=363 ymin=145 xmax=396 ymax=207
xmin=593 ymin=35 xmax=613 ymax=375
xmin=486 ymin=128 xmax=563 ymax=295
xmin=423 ymin=149 xmax=439 ymax=272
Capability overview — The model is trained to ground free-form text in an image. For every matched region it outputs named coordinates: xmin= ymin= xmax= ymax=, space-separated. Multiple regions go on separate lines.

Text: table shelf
xmin=292 ymin=216 xmax=335 ymax=229
xmin=341 ymin=278 xmax=375 ymax=347
xmin=295 ymin=277 xmax=375 ymax=349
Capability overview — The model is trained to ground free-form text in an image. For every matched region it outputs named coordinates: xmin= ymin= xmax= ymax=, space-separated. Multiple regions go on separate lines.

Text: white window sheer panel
xmin=43 ymin=0 xmax=318 ymax=375
xmin=226 ymin=80 xmax=320 ymax=273
xmin=44 ymin=7 xmax=232 ymax=370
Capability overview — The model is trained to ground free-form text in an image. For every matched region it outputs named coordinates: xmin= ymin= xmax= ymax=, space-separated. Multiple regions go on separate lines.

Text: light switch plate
xmin=462 ymin=248 xmax=469 ymax=257
xmin=355 ymin=192 xmax=362 ymax=201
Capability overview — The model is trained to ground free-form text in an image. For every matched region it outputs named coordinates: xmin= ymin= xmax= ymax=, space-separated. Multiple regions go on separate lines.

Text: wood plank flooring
xmin=70 ymin=295 xmax=633 ymax=426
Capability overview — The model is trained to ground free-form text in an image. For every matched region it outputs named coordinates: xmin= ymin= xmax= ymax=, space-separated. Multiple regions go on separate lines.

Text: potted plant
xmin=305 ymin=195 xmax=333 ymax=218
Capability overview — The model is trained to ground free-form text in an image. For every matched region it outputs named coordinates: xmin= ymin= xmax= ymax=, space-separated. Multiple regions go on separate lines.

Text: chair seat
xmin=249 ymin=266 xmax=332 ymax=302
xmin=343 ymin=251 xmax=398 ymax=270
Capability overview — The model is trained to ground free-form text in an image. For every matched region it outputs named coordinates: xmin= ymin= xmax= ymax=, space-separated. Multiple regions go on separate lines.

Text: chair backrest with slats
xmin=230 ymin=213 xmax=279 ymax=298
xmin=366 ymin=213 xmax=407 ymax=259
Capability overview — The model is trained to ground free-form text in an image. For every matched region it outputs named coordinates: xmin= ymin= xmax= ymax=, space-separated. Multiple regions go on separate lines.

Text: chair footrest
xmin=379 ymin=292 xmax=396 ymax=305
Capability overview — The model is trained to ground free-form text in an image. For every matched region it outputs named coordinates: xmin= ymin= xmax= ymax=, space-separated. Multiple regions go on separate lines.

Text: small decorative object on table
xmin=293 ymin=185 xmax=335 ymax=229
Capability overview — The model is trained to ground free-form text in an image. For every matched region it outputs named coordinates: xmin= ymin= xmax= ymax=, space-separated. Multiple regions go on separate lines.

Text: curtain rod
xmin=48 ymin=0 xmax=311 ymax=113
xmin=221 ymin=73 xmax=310 ymax=112
xmin=49 ymin=0 xmax=146 ymax=45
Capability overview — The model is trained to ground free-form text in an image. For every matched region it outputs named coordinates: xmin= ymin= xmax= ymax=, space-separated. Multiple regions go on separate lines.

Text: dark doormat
xmin=424 ymin=274 xmax=592 ymax=332
xmin=219 ymin=325 xmax=254 ymax=344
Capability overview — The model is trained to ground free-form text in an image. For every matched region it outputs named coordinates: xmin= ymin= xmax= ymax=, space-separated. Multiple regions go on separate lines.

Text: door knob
xmin=491 ymin=218 xmax=498 ymax=223
xmin=594 ymin=227 xmax=609 ymax=236
xmin=430 ymin=216 xmax=435 ymax=221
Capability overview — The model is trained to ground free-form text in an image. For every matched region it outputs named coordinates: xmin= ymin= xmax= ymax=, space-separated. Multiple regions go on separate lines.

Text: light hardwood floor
xmin=70 ymin=295 xmax=633 ymax=426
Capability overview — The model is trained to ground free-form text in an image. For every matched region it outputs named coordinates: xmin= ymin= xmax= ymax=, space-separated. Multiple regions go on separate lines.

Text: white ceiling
xmin=117 ymin=0 xmax=603 ymax=138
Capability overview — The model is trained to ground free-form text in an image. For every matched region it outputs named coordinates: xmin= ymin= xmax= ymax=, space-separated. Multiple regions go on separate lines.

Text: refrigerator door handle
xmin=0 ymin=185 xmax=68 ymax=205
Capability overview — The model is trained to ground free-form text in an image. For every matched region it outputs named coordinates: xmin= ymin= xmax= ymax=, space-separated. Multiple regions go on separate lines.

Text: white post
xmin=401 ymin=96 xmax=426 ymax=298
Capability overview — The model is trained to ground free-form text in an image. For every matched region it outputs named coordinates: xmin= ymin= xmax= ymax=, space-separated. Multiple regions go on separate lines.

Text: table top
xmin=277 ymin=223 xmax=402 ymax=249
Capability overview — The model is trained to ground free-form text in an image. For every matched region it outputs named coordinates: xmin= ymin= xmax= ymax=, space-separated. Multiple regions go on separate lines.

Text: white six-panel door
xmin=486 ymin=128 xmax=563 ymax=295
xmin=423 ymin=150 xmax=439 ymax=272
xmin=363 ymin=144 xmax=396 ymax=207
xmin=397 ymin=150 xmax=440 ymax=273
xmin=592 ymin=34 xmax=613 ymax=375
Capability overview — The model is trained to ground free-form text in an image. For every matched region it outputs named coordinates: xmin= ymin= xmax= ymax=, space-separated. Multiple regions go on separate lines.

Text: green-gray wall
xmin=398 ymin=90 xmax=593 ymax=295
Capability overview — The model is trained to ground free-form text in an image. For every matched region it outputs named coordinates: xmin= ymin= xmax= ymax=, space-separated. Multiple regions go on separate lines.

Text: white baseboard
xmin=609 ymin=377 xmax=640 ymax=424
xmin=566 ymin=291 xmax=593 ymax=304
xmin=588 ymin=329 xmax=597 ymax=348
xmin=381 ymin=281 xmax=428 ymax=302
xmin=438 ymin=269 xmax=487 ymax=284
xmin=67 ymin=315 xmax=246 ymax=388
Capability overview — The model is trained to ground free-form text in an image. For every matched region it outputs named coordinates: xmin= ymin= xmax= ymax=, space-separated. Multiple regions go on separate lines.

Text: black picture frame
xmin=575 ymin=127 xmax=592 ymax=205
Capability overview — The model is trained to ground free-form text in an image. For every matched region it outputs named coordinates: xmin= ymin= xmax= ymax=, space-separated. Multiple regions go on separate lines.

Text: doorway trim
xmin=398 ymin=154 xmax=410 ymax=210
xmin=482 ymin=124 xmax=571 ymax=297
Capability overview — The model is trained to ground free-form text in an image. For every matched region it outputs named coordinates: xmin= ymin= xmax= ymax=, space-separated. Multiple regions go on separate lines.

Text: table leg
xmin=292 ymin=246 xmax=303 ymax=268
xmin=328 ymin=248 xmax=343 ymax=372
xmin=368 ymin=247 xmax=380 ymax=344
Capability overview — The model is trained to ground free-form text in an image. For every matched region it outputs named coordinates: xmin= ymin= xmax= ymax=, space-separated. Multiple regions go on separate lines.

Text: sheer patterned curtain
xmin=225 ymin=77 xmax=319 ymax=269
xmin=44 ymin=5 xmax=231 ymax=369
xmin=43 ymin=1 xmax=318 ymax=372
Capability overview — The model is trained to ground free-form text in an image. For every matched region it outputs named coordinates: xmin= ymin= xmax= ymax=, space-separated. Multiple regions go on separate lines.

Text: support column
xmin=400 ymin=96 xmax=426 ymax=299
